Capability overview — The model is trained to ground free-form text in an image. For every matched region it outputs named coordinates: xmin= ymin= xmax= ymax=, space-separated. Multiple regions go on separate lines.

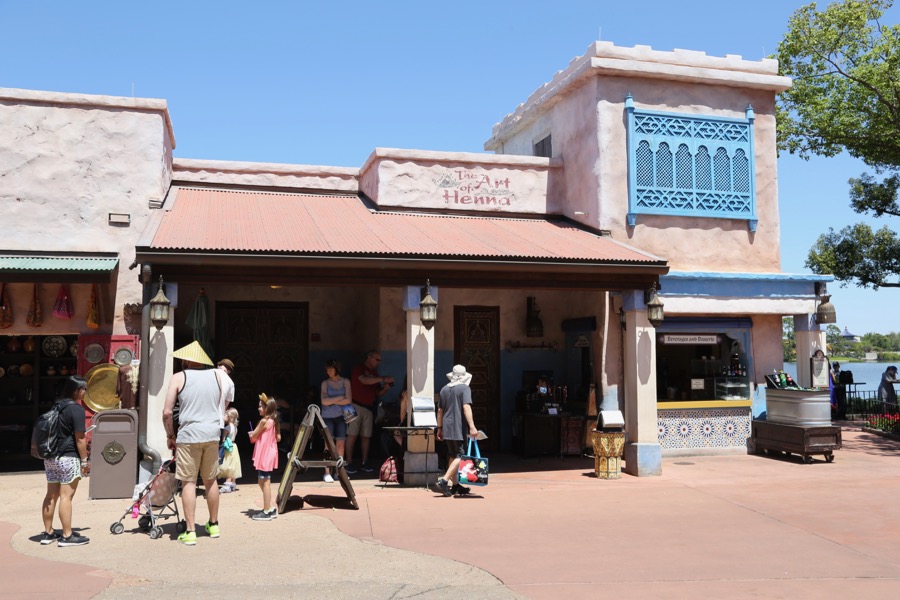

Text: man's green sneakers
xmin=205 ymin=521 xmax=220 ymax=538
xmin=177 ymin=530 xmax=197 ymax=545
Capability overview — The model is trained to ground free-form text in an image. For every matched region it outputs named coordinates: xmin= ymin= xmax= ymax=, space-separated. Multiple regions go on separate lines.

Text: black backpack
xmin=31 ymin=400 xmax=73 ymax=460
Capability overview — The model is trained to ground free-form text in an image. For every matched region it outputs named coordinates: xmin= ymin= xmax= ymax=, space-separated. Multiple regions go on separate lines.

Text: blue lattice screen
xmin=626 ymin=97 xmax=757 ymax=231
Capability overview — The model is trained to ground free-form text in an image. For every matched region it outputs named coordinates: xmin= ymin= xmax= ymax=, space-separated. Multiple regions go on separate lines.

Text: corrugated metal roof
xmin=0 ymin=255 xmax=119 ymax=272
xmin=149 ymin=188 xmax=662 ymax=264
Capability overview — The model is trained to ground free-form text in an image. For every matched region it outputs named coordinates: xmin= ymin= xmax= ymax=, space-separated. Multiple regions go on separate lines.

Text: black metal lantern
xmin=420 ymin=279 xmax=438 ymax=330
xmin=149 ymin=275 xmax=171 ymax=331
xmin=645 ymin=282 xmax=664 ymax=327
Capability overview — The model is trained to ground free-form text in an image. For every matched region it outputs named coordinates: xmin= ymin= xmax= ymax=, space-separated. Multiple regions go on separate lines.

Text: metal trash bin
xmin=592 ymin=410 xmax=626 ymax=479
xmin=89 ymin=409 xmax=138 ymax=499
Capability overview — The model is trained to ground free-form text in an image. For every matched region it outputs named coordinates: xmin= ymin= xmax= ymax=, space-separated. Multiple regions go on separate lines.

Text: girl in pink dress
xmin=249 ymin=393 xmax=281 ymax=521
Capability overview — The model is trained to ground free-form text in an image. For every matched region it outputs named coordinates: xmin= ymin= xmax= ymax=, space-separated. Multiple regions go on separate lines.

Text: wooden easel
xmin=276 ymin=405 xmax=358 ymax=513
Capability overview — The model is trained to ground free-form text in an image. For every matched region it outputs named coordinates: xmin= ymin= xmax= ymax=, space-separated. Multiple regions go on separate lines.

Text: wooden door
xmin=216 ymin=303 xmax=309 ymax=453
xmin=454 ymin=306 xmax=500 ymax=452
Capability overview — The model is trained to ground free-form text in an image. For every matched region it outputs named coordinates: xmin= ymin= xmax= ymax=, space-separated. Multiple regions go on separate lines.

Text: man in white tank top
xmin=162 ymin=341 xmax=226 ymax=545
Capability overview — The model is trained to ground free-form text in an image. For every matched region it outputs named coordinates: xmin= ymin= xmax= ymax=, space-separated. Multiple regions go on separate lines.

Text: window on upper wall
xmin=533 ymin=134 xmax=552 ymax=158
xmin=625 ymin=96 xmax=757 ymax=231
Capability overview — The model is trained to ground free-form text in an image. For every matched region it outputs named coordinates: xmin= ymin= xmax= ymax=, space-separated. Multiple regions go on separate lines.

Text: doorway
xmin=216 ymin=302 xmax=309 ymax=460
xmin=454 ymin=306 xmax=500 ymax=452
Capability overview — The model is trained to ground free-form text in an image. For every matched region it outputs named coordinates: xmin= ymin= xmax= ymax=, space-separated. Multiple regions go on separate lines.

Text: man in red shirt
xmin=346 ymin=350 xmax=394 ymax=473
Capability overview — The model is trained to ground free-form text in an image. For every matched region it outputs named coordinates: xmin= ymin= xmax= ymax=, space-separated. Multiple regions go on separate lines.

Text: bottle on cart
xmin=778 ymin=370 xmax=788 ymax=387
xmin=785 ymin=374 xmax=798 ymax=389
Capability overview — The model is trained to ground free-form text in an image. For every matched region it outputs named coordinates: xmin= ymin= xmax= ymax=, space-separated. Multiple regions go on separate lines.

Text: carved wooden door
xmin=216 ymin=302 xmax=309 ymax=451
xmin=454 ymin=306 xmax=500 ymax=452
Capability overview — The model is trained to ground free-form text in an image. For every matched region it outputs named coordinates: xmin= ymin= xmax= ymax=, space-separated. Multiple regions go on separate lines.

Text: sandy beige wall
xmin=0 ymin=98 xmax=173 ymax=334
xmin=597 ymin=79 xmax=780 ymax=272
xmin=485 ymin=74 xmax=782 ymax=274
xmin=379 ymin=287 xmax=604 ymax=352
xmin=483 ymin=80 xmax=600 ymax=219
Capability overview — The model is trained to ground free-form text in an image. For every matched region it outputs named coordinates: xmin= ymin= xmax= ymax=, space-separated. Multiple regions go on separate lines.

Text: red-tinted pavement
xmin=2 ymin=424 xmax=899 ymax=599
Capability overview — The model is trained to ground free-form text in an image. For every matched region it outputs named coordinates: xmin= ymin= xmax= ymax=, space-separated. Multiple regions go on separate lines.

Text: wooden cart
xmin=752 ymin=420 xmax=841 ymax=464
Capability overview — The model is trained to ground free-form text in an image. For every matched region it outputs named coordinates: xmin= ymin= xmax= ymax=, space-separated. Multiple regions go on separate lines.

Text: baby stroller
xmin=109 ymin=458 xmax=185 ymax=539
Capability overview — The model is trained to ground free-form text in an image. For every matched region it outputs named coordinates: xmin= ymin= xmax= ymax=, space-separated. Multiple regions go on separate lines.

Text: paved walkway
xmin=2 ymin=424 xmax=899 ymax=599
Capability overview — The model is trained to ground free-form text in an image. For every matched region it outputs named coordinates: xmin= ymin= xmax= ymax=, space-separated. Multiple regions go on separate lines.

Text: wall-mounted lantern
xmin=645 ymin=282 xmax=664 ymax=327
xmin=420 ymin=279 xmax=438 ymax=330
xmin=149 ymin=275 xmax=171 ymax=331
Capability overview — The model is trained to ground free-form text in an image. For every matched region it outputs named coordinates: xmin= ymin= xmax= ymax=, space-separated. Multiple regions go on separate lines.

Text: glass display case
xmin=715 ymin=376 xmax=750 ymax=400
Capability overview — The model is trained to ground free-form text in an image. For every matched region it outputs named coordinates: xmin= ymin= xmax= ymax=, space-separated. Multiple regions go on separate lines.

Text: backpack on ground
xmin=379 ymin=456 xmax=398 ymax=483
xmin=31 ymin=400 xmax=72 ymax=460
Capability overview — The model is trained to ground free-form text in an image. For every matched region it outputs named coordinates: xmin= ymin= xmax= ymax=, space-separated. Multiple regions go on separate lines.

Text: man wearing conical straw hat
xmin=162 ymin=341 xmax=228 ymax=545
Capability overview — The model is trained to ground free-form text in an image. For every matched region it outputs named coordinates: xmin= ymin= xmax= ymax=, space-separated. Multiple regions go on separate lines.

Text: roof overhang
xmin=135 ymin=187 xmax=668 ymax=290
xmin=0 ymin=252 xmax=119 ymax=283
xmin=134 ymin=250 xmax=667 ymax=290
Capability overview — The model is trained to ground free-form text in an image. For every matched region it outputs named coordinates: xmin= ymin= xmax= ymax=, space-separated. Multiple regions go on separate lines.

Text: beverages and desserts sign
xmin=660 ymin=334 xmax=721 ymax=345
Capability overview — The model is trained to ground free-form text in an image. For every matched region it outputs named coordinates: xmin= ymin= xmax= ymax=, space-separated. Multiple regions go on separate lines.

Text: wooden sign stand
xmin=276 ymin=404 xmax=358 ymax=513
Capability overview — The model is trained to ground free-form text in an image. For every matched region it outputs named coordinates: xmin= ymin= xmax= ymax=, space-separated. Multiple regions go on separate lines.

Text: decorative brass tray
xmin=84 ymin=363 xmax=119 ymax=412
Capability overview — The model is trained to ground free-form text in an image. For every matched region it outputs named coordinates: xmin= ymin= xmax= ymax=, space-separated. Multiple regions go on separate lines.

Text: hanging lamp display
xmin=0 ymin=283 xmax=13 ymax=329
xmin=86 ymin=284 xmax=100 ymax=329
xmin=52 ymin=284 xmax=74 ymax=320
xmin=26 ymin=283 xmax=42 ymax=327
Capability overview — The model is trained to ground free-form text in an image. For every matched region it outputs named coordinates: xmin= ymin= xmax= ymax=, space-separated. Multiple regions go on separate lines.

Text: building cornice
xmin=0 ymin=86 xmax=176 ymax=149
xmin=485 ymin=41 xmax=792 ymax=151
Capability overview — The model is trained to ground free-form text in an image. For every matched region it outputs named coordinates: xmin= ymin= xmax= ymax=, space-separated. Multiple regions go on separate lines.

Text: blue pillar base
xmin=623 ymin=442 xmax=662 ymax=477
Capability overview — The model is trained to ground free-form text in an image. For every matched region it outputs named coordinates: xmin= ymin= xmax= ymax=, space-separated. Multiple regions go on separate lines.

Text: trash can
xmin=592 ymin=410 xmax=626 ymax=479
xmin=89 ymin=409 xmax=138 ymax=499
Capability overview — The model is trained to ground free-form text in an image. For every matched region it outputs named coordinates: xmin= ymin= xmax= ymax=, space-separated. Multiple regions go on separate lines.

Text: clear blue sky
xmin=2 ymin=1 xmax=897 ymax=335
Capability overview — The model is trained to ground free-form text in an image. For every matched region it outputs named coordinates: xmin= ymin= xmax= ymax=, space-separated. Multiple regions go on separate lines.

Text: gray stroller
xmin=109 ymin=458 xmax=185 ymax=539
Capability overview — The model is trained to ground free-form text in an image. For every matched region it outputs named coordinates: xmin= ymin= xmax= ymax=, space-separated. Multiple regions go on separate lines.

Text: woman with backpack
xmin=39 ymin=376 xmax=91 ymax=547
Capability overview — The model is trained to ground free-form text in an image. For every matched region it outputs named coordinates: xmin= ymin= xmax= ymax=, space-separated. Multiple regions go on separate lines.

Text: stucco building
xmin=0 ymin=41 xmax=830 ymax=478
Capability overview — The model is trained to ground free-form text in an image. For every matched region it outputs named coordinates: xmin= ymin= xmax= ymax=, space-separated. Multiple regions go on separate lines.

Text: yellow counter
xmin=657 ymin=400 xmax=752 ymax=410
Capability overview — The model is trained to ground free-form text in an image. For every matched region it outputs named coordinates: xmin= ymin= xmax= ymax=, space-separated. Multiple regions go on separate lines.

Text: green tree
xmin=776 ymin=0 xmax=900 ymax=288
xmin=825 ymin=323 xmax=850 ymax=356
xmin=783 ymin=317 xmax=796 ymax=362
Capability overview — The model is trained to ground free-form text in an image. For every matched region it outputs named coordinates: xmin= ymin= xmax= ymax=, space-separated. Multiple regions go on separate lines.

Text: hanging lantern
xmin=149 ymin=276 xmax=171 ymax=331
xmin=419 ymin=279 xmax=438 ymax=330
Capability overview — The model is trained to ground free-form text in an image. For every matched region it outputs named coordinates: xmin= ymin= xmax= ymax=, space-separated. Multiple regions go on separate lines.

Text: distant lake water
xmin=784 ymin=361 xmax=896 ymax=392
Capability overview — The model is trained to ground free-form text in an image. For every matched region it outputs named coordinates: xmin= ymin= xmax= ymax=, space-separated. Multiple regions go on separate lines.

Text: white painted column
xmin=139 ymin=283 xmax=177 ymax=478
xmin=794 ymin=314 xmax=826 ymax=388
xmin=402 ymin=285 xmax=438 ymax=486
xmin=621 ymin=290 xmax=662 ymax=476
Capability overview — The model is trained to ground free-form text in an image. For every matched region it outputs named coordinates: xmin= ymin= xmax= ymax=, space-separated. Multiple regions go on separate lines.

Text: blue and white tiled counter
xmin=657 ymin=401 xmax=752 ymax=452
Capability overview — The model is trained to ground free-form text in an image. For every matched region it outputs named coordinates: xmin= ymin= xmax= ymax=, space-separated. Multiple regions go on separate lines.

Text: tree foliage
xmin=783 ymin=317 xmax=796 ymax=362
xmin=776 ymin=0 xmax=900 ymax=288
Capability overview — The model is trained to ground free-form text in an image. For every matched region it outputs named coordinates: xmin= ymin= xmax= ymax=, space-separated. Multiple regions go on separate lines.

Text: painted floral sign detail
xmin=434 ymin=169 xmax=516 ymax=207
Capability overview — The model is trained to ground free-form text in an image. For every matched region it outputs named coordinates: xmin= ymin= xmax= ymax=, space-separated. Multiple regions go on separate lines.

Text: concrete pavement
xmin=1 ymin=424 xmax=899 ymax=599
